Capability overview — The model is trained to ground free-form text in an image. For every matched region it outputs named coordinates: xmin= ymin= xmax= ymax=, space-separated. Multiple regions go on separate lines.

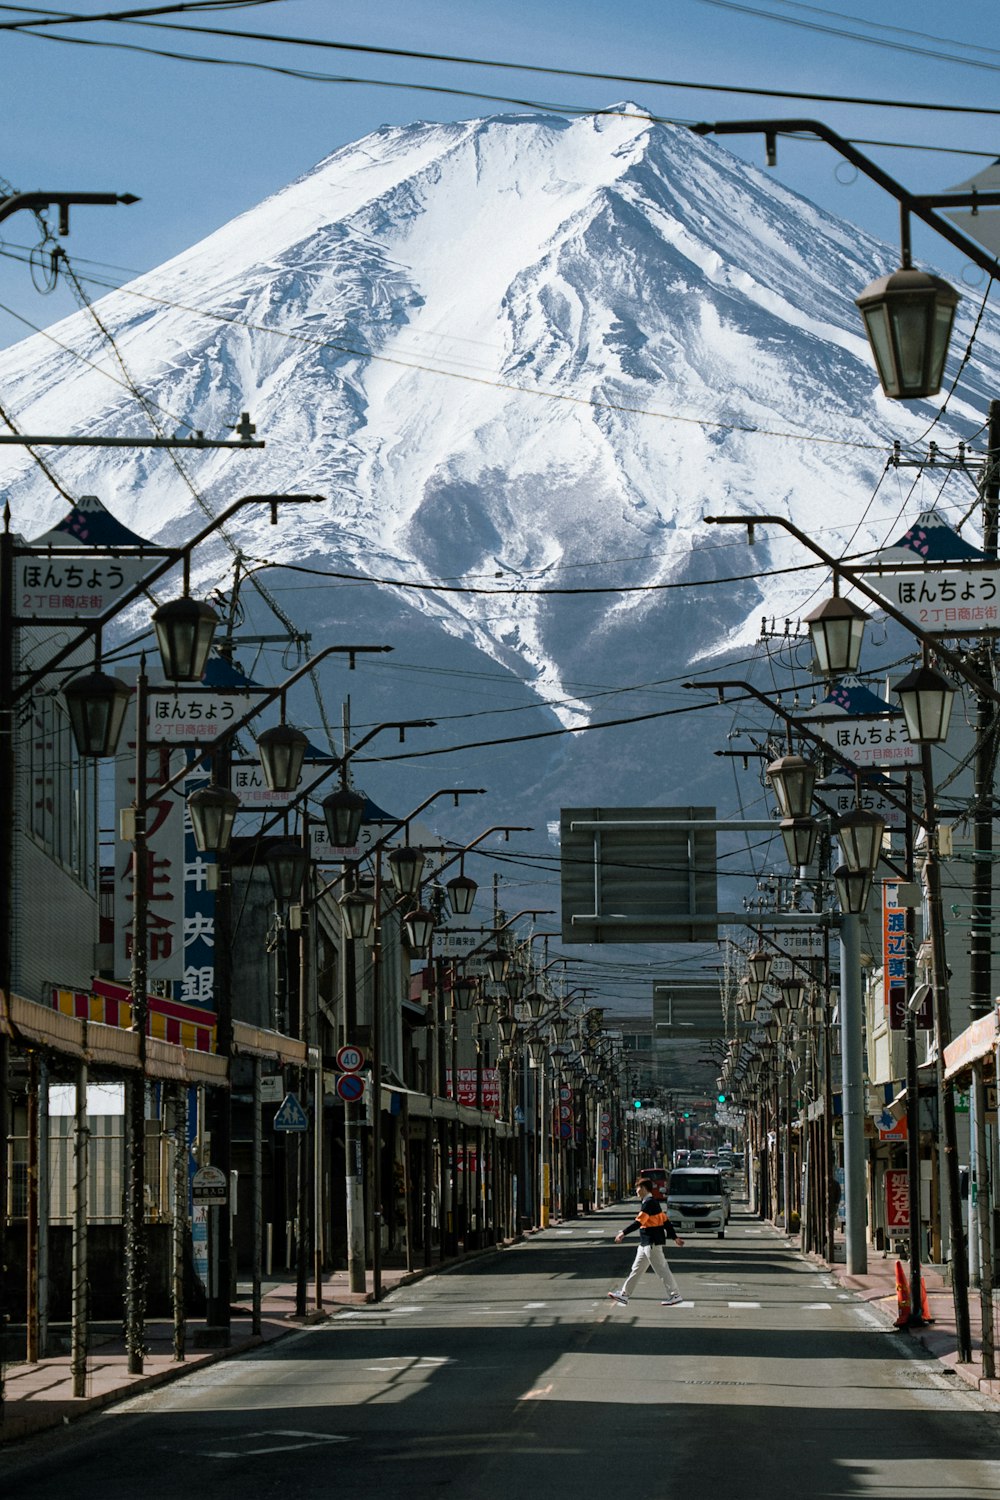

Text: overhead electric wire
xmin=6 ymin=6 xmax=1000 ymax=116
xmin=688 ymin=0 xmax=1000 ymax=74
xmin=0 ymin=1 xmax=286 ymax=28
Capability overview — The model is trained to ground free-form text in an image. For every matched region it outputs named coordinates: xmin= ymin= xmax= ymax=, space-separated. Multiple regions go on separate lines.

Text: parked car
xmin=667 ymin=1166 xmax=731 ymax=1238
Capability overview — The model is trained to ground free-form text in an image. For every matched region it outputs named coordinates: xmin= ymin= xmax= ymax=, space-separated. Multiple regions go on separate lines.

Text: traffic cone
xmin=893 ymin=1260 xmax=911 ymax=1327
xmin=919 ymin=1276 xmax=934 ymax=1324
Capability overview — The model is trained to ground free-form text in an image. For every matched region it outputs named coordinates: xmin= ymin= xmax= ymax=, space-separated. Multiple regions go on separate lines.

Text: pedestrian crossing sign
xmin=273 ymin=1092 xmax=309 ymax=1131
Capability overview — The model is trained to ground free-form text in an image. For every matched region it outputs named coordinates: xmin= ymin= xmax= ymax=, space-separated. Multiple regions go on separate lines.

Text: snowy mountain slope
xmin=1 ymin=104 xmax=997 ymax=783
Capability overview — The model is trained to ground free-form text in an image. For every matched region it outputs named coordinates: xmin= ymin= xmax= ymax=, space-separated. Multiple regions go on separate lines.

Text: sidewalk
xmin=802 ymin=1233 xmax=1000 ymax=1405
xmin=0 ymin=1248 xmax=503 ymax=1446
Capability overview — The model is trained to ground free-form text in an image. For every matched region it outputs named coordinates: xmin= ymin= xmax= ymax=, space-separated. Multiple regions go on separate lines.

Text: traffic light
xmin=633 ymin=1098 xmax=643 ymax=1111
xmin=717 ymin=1092 xmax=728 ymax=1104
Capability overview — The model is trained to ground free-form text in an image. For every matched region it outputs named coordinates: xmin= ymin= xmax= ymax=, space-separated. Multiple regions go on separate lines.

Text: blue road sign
xmin=273 ymin=1092 xmax=308 ymax=1131
xmin=336 ymin=1073 xmax=365 ymax=1103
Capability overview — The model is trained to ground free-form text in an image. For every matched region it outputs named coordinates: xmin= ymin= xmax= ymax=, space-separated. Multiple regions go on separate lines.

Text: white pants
xmin=619 ymin=1242 xmax=680 ymax=1298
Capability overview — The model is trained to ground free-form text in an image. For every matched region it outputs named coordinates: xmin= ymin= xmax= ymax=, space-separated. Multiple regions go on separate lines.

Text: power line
xmin=7 ymin=8 xmax=1000 ymax=116
xmin=688 ymin=0 xmax=1000 ymax=74
xmin=0 ymin=1 xmax=286 ymax=29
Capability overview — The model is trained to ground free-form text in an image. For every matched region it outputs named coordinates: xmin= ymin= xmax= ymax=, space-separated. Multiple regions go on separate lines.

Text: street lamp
xmin=63 ymin=668 xmax=131 ymax=758
xmin=779 ymin=976 xmax=808 ymax=1013
xmin=747 ymin=948 xmax=773 ymax=987
xmin=387 ymin=845 xmax=425 ymax=897
xmin=256 ymin=722 xmax=309 ymax=793
xmin=322 ymin=785 xmax=366 ymax=848
xmin=338 ymin=887 xmax=376 ymax=943
xmin=187 ymin=783 xmax=240 ymax=854
xmin=402 ymin=905 xmax=436 ymax=958
xmin=265 ymin=839 xmax=310 ymax=905
xmin=445 ymin=871 xmax=478 ymax=916
xmin=766 ymin=754 xmax=817 ymax=819
xmin=804 ymin=594 xmax=868 ymax=677
xmin=452 ymin=974 xmax=478 ymax=1012
xmin=780 ymin=817 xmax=819 ymax=869
xmin=151 ymin=595 xmax=219 ymax=680
xmin=834 ymin=865 xmax=872 ymax=917
xmin=484 ymin=949 xmax=510 ymax=984
xmin=855 ymin=268 xmax=960 ymax=401
xmin=837 ymin=809 xmax=886 ymax=878
xmin=894 ymin=663 xmax=956 ymax=745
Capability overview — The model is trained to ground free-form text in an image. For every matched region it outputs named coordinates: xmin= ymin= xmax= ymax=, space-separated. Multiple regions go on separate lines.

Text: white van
xmin=667 ymin=1166 xmax=730 ymax=1239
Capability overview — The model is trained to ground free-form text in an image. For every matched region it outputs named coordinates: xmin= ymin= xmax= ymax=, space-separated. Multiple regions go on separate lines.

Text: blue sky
xmin=0 ymin=0 xmax=997 ymax=352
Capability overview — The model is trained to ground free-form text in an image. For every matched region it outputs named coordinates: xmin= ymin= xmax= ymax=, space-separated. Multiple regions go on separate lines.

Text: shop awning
xmin=943 ymin=1006 xmax=1000 ymax=1081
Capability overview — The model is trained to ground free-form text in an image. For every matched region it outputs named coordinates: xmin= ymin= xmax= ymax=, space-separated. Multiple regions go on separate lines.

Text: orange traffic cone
xmin=920 ymin=1276 xmax=934 ymax=1324
xmin=893 ymin=1260 xmax=911 ymax=1327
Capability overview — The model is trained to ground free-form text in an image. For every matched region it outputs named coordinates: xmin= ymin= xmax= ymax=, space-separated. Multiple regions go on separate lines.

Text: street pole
xmin=343 ymin=937 xmax=366 ymax=1294
xmin=922 ymin=743 xmax=973 ymax=1362
xmin=125 ymin=659 xmax=150 ymax=1374
xmin=840 ymin=911 xmax=867 ymax=1275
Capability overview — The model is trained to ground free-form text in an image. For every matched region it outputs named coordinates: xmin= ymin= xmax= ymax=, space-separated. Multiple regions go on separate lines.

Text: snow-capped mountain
xmin=2 ymin=104 xmax=997 ymax=852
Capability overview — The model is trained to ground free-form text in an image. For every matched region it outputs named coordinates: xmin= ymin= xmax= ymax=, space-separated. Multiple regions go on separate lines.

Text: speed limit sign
xmin=336 ymin=1044 xmax=365 ymax=1072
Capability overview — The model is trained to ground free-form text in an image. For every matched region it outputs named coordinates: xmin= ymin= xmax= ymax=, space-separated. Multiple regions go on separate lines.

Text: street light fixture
xmin=451 ymin=974 xmax=478 ymax=1012
xmin=525 ymin=990 xmax=548 ymax=1022
xmin=835 ymin=864 xmax=872 ymax=916
xmin=445 ymin=871 xmax=478 ymax=916
xmin=505 ymin=972 xmax=527 ymax=1001
xmin=265 ymin=839 xmax=310 ymax=905
xmin=766 ymin=754 xmax=817 ymax=819
xmin=387 ymin=845 xmax=425 ymax=897
xmin=63 ymin=668 xmax=131 ymax=758
xmin=894 ymin=663 xmax=956 ymax=745
xmin=747 ymin=948 xmax=773 ymax=987
xmin=256 ymin=722 xmax=309 ymax=793
xmin=484 ymin=949 xmax=510 ymax=984
xmin=339 ymin=887 xmax=376 ymax=942
xmin=780 ymin=816 xmax=819 ymax=868
xmin=402 ymin=904 xmax=435 ymax=957
xmin=804 ymin=594 xmax=869 ymax=676
xmin=779 ymin=976 xmax=808 ymax=1013
xmin=837 ymin=808 xmax=886 ymax=876
xmin=151 ymin=595 xmax=219 ymax=681
xmin=855 ymin=267 xmax=960 ymax=401
xmin=322 ymin=785 xmax=366 ymax=848
xmin=187 ymin=783 xmax=240 ymax=854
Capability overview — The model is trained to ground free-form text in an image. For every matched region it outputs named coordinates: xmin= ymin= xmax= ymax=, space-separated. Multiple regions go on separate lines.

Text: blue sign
xmin=273 ymin=1092 xmax=309 ymax=1131
xmin=336 ymin=1073 xmax=365 ymax=1103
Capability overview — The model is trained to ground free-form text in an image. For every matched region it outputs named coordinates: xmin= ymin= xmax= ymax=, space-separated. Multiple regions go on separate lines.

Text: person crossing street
xmin=608 ymin=1177 xmax=686 ymax=1306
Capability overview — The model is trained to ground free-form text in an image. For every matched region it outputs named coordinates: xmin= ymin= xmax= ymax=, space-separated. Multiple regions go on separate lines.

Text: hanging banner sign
xmin=858 ymin=568 xmax=1000 ymax=635
xmin=147 ymin=688 xmax=257 ymax=743
xmin=816 ymin=719 xmax=919 ymax=769
xmin=816 ymin=779 xmax=906 ymax=830
xmin=15 ymin=494 xmax=167 ymax=621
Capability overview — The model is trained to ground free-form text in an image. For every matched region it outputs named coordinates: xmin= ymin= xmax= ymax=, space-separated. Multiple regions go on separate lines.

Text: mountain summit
xmin=1 ymin=106 xmax=996 ymax=814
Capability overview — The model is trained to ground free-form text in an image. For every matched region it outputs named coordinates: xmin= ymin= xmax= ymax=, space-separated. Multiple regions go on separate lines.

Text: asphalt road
xmin=6 ymin=1204 xmax=1000 ymax=1499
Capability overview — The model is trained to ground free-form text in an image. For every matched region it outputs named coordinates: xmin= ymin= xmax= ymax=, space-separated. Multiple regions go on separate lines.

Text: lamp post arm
xmin=147 ymin=644 xmax=392 ymax=806
xmin=0 ymin=190 xmax=139 ymax=229
xmin=690 ymin=119 xmax=1000 ymax=280
xmin=12 ymin=493 xmax=325 ymax=703
xmin=704 ymin=513 xmax=1000 ymax=707
xmin=313 ymin=788 xmax=489 ymax=904
xmin=250 ymin=719 xmax=438 ymax=842
xmin=684 ymin=674 xmax=914 ymax=872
